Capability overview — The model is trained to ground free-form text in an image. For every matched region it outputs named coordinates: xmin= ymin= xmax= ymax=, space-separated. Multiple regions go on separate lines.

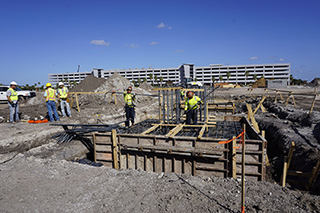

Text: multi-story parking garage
xmin=48 ymin=63 xmax=290 ymax=86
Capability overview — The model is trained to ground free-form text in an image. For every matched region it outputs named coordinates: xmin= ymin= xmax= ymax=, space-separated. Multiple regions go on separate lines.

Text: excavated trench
xmin=245 ymin=98 xmax=320 ymax=195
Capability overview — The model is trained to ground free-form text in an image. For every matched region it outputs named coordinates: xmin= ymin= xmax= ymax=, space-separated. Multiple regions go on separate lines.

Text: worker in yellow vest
xmin=6 ymin=81 xmax=19 ymax=123
xmin=123 ymin=86 xmax=136 ymax=127
xmin=184 ymin=91 xmax=202 ymax=125
xmin=57 ymin=82 xmax=71 ymax=118
xmin=44 ymin=83 xmax=60 ymax=122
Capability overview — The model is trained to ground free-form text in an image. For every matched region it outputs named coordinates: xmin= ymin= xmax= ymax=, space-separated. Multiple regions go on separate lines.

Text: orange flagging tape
xmin=218 ymin=129 xmax=245 ymax=149
xmin=241 ymin=206 xmax=245 ymax=213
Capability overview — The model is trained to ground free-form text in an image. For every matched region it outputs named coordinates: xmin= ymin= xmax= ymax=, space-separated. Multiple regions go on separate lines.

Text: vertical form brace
xmin=112 ymin=129 xmax=119 ymax=170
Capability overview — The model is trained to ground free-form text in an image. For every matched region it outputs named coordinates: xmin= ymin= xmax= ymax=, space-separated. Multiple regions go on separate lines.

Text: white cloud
xmin=156 ymin=22 xmax=172 ymax=29
xmin=279 ymin=58 xmax=285 ymax=61
xmin=150 ymin=41 xmax=159 ymax=45
xmin=126 ymin=43 xmax=139 ymax=48
xmin=156 ymin=22 xmax=166 ymax=28
xmin=249 ymin=56 xmax=259 ymax=60
xmin=90 ymin=40 xmax=109 ymax=46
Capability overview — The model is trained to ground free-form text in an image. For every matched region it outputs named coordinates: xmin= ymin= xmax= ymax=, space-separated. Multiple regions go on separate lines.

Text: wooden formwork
xmin=93 ymin=116 xmax=267 ymax=181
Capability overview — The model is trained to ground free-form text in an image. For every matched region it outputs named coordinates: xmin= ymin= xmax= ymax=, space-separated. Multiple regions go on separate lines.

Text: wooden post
xmin=75 ymin=93 xmax=80 ymax=112
xmin=241 ymin=124 xmax=246 ymax=213
xmin=232 ymin=136 xmax=237 ymax=178
xmin=310 ymin=93 xmax=319 ymax=114
xmin=261 ymin=130 xmax=270 ymax=167
xmin=281 ymin=142 xmax=295 ymax=187
xmin=112 ymin=129 xmax=119 ymax=170
xmin=307 ymin=159 xmax=320 ymax=190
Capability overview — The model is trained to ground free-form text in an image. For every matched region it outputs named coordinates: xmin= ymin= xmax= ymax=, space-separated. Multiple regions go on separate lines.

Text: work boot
xmin=131 ymin=122 xmax=134 ymax=126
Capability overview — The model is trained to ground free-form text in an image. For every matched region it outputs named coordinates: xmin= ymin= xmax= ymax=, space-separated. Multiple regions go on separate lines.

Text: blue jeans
xmin=46 ymin=101 xmax=60 ymax=122
xmin=60 ymin=100 xmax=71 ymax=117
xmin=8 ymin=102 xmax=19 ymax=122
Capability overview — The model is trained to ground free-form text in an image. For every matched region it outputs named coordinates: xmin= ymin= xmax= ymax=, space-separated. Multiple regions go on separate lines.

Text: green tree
xmin=159 ymin=76 xmax=164 ymax=87
xmin=253 ymin=74 xmax=257 ymax=81
xmin=154 ymin=75 xmax=158 ymax=86
xmin=149 ymin=73 xmax=153 ymax=85
xmin=137 ymin=78 xmax=142 ymax=85
xmin=143 ymin=78 xmax=147 ymax=82
xmin=219 ymin=75 xmax=223 ymax=82
xmin=245 ymin=71 xmax=250 ymax=85
xmin=226 ymin=72 xmax=231 ymax=83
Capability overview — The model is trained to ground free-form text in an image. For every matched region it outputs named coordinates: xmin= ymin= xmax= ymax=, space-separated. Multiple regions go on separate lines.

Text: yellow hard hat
xmin=46 ymin=83 xmax=52 ymax=87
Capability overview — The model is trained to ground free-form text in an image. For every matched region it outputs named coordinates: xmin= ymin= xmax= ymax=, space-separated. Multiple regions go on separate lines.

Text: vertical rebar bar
xmin=171 ymin=89 xmax=174 ymax=123
xmin=162 ymin=90 xmax=165 ymax=124
xmin=204 ymin=86 xmax=207 ymax=123
xmin=158 ymin=90 xmax=161 ymax=122
xmin=176 ymin=89 xmax=181 ymax=124
xmin=166 ymin=90 xmax=170 ymax=123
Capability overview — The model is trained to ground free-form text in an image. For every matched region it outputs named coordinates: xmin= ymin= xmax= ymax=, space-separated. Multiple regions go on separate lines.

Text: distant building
xmin=48 ymin=63 xmax=290 ymax=87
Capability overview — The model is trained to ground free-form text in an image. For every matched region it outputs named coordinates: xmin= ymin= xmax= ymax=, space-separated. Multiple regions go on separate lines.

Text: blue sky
xmin=1 ymin=0 xmax=319 ymax=86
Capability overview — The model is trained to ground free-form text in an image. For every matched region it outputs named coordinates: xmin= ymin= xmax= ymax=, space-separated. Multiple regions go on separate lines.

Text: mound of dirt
xmin=70 ymin=75 xmax=107 ymax=92
xmin=139 ymin=81 xmax=153 ymax=91
xmin=308 ymin=78 xmax=320 ymax=87
xmin=94 ymin=72 xmax=133 ymax=93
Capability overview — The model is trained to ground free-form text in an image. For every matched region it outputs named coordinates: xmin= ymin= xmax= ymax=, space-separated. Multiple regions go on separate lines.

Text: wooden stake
xmin=112 ymin=129 xmax=119 ymax=170
xmin=281 ymin=142 xmax=295 ymax=187
xmin=75 ymin=93 xmax=80 ymax=112
xmin=232 ymin=136 xmax=237 ymax=178
xmin=307 ymin=158 xmax=320 ymax=190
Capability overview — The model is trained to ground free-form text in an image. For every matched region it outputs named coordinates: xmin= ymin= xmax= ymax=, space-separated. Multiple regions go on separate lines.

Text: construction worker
xmin=184 ymin=91 xmax=202 ymax=125
xmin=57 ymin=82 xmax=72 ymax=118
xmin=44 ymin=83 xmax=60 ymax=122
xmin=123 ymin=86 xmax=135 ymax=127
xmin=6 ymin=81 xmax=19 ymax=123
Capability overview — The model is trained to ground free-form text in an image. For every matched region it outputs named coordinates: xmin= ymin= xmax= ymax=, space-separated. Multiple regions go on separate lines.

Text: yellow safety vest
xmin=124 ymin=93 xmax=134 ymax=106
xmin=46 ymin=88 xmax=56 ymax=101
xmin=58 ymin=87 xmax=68 ymax=99
xmin=8 ymin=88 xmax=18 ymax=101
xmin=185 ymin=96 xmax=201 ymax=110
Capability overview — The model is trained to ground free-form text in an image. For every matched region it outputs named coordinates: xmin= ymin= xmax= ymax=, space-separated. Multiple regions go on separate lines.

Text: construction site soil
xmin=1 ymin=77 xmax=320 ymax=212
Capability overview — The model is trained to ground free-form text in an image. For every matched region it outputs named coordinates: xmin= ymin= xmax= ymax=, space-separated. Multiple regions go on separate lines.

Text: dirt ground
xmin=1 ymin=82 xmax=320 ymax=212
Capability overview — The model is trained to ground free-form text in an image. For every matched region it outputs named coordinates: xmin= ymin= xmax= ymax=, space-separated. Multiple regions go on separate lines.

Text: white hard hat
xmin=10 ymin=81 xmax=17 ymax=86
xmin=58 ymin=82 xmax=64 ymax=86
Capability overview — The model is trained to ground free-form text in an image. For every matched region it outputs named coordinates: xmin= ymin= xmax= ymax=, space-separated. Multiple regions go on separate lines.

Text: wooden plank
xmin=253 ymin=96 xmax=266 ymax=115
xmin=112 ymin=129 xmax=118 ymax=170
xmin=246 ymin=103 xmax=260 ymax=133
xmin=197 ymin=124 xmax=207 ymax=140
xmin=96 ymin=153 xmax=113 ymax=161
xmin=140 ymin=124 xmax=160 ymax=136
xmin=232 ymin=136 xmax=237 ymax=178
xmin=166 ymin=123 xmax=185 ymax=138
xmin=75 ymin=93 xmax=80 ymax=112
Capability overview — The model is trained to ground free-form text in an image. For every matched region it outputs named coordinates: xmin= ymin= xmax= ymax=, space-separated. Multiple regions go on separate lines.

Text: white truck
xmin=0 ymin=86 xmax=36 ymax=102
